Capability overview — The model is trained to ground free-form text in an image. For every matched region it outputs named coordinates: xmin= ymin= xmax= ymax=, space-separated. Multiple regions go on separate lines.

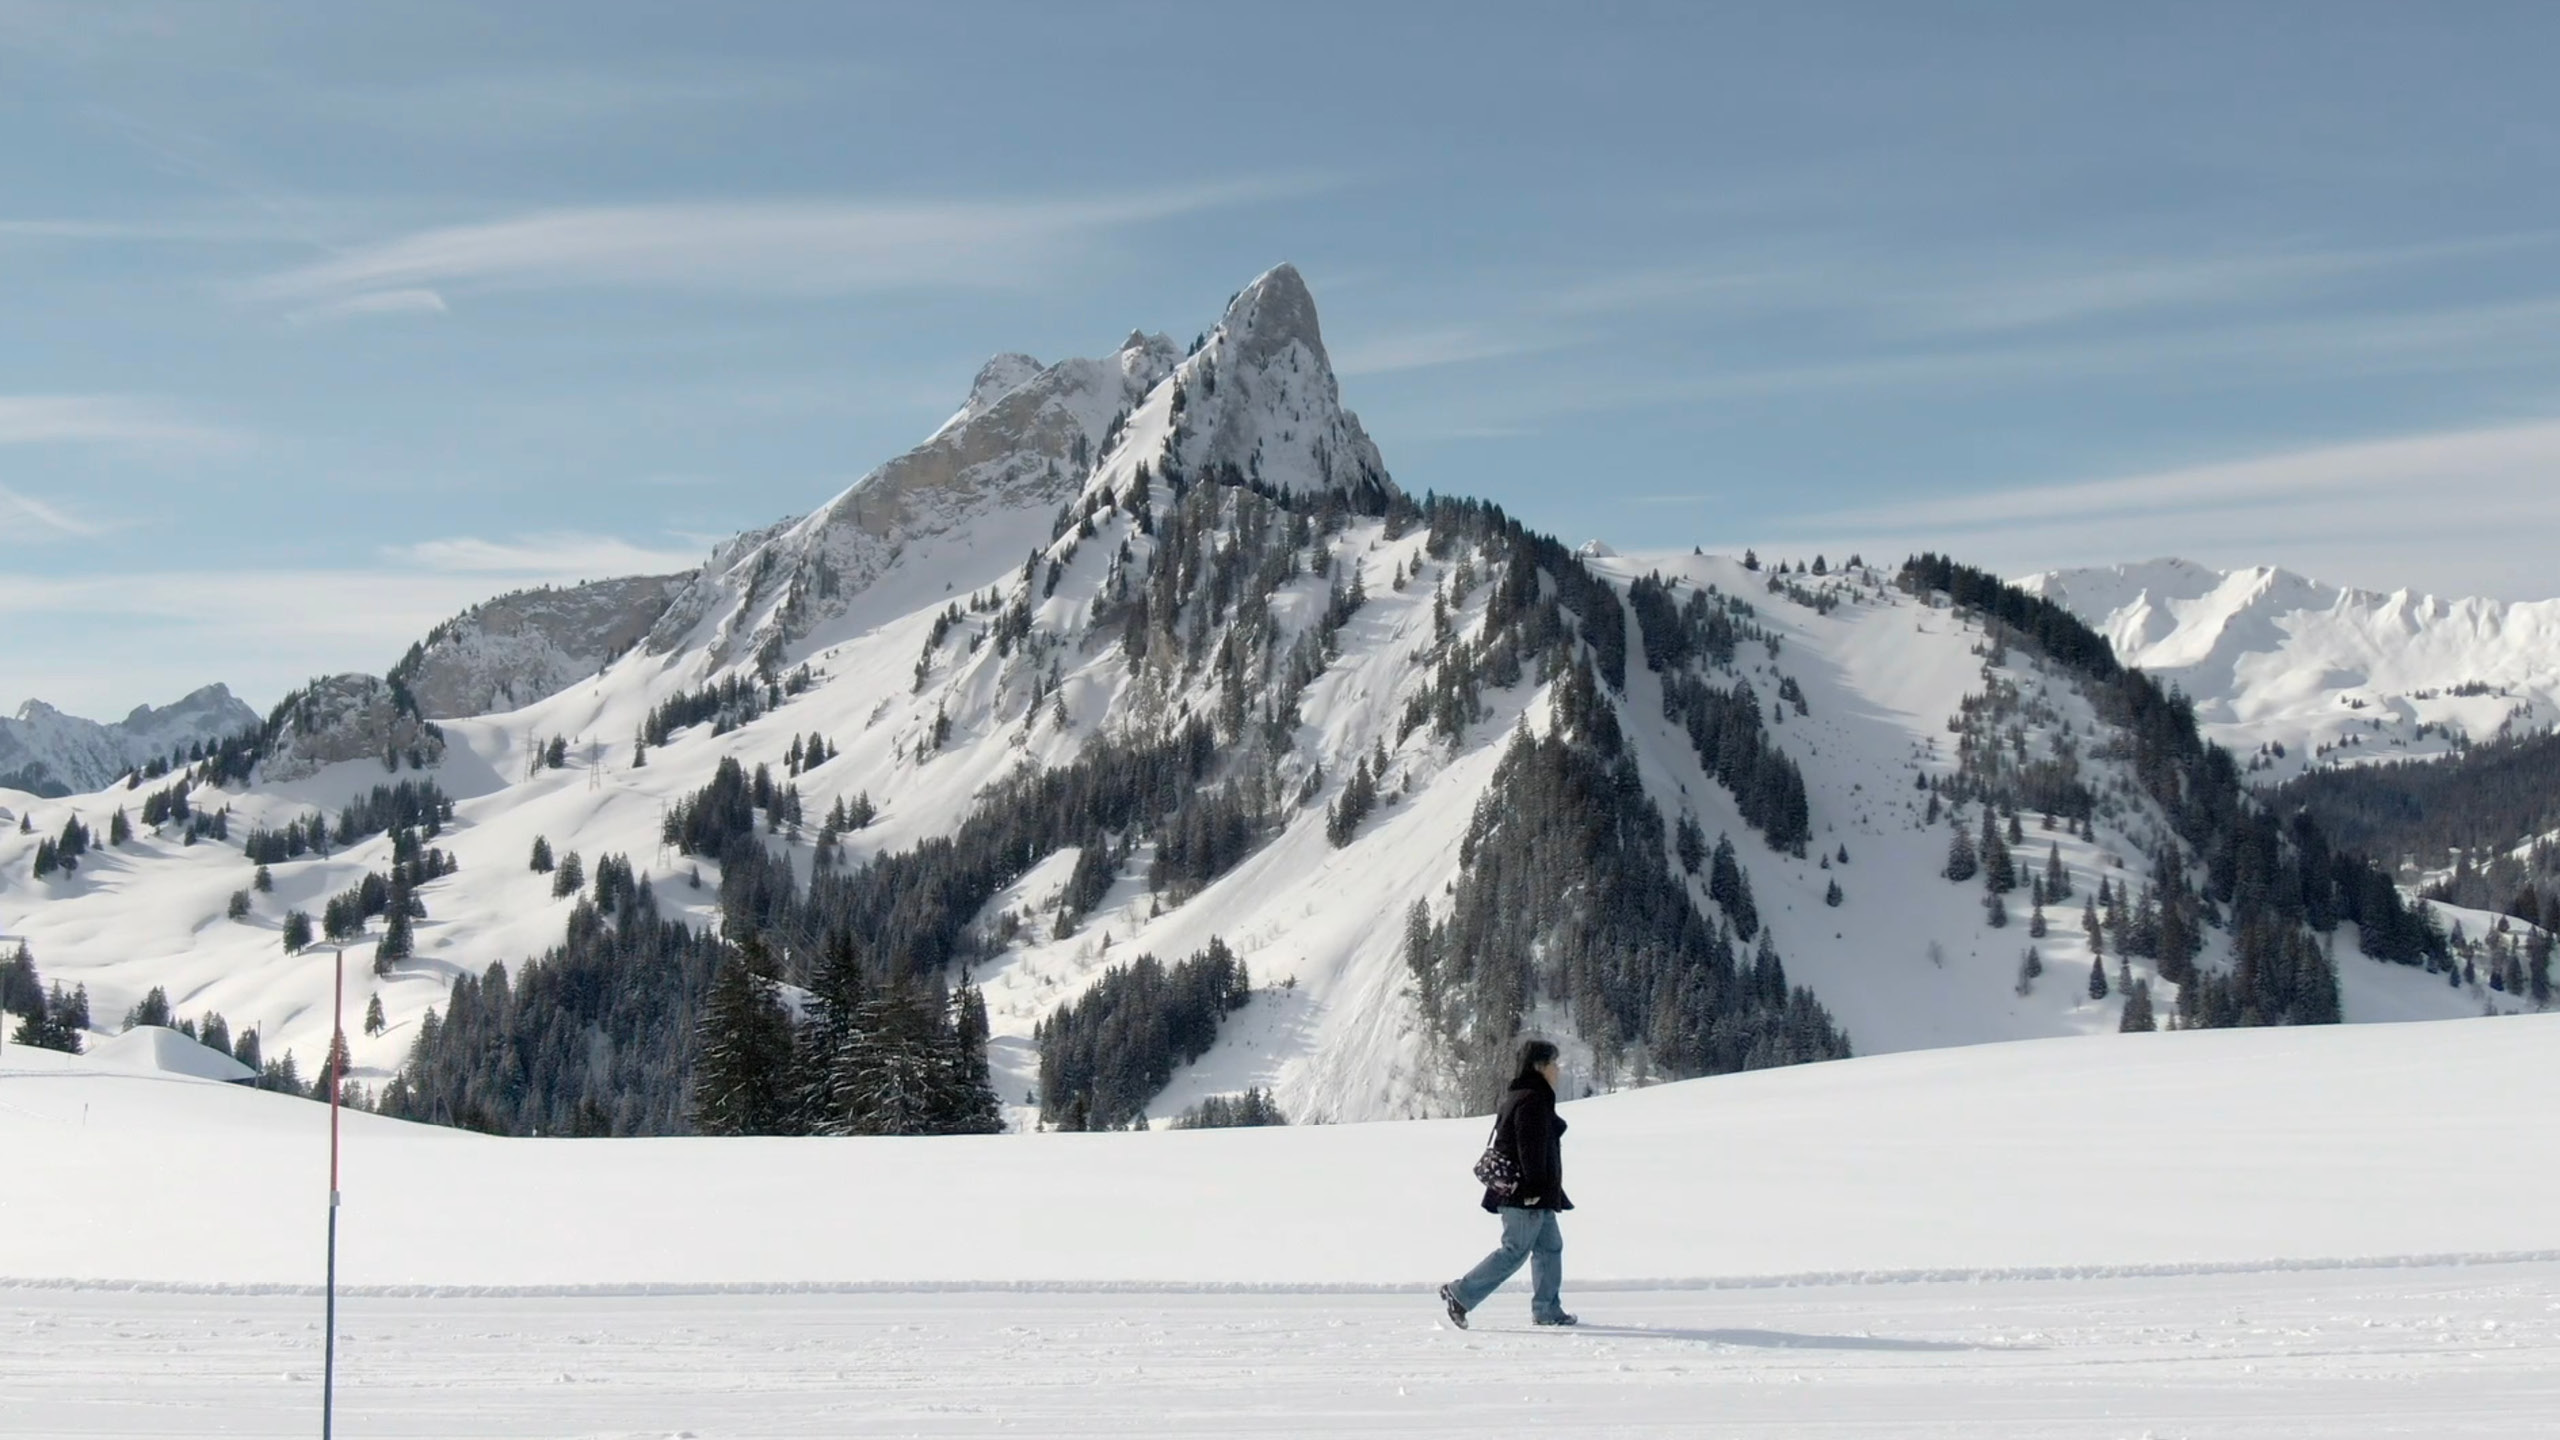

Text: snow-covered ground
xmin=17 ymin=1267 xmax=2560 ymax=1438
xmin=9 ymin=1014 xmax=2560 ymax=1433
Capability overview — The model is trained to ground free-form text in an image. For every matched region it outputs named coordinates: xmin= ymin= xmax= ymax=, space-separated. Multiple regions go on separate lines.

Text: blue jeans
xmin=1449 ymin=1206 xmax=1564 ymax=1320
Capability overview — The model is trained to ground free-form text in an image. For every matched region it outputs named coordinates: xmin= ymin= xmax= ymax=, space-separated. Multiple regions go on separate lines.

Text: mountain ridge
xmin=0 ymin=272 xmax=2533 ymax=1137
xmin=2022 ymin=557 xmax=2560 ymax=779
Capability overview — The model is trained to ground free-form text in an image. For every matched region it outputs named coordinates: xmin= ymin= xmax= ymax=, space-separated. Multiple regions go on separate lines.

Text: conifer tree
xmin=1944 ymin=827 xmax=1978 ymax=883
xmin=529 ymin=835 xmax=554 ymax=873
xmin=2087 ymin=954 xmax=2110 ymax=1000
xmin=254 ymin=864 xmax=274 ymax=894
xmin=2120 ymin=979 xmax=2156 ymax=1031
xmin=282 ymin=910 xmax=314 ymax=953
xmin=110 ymin=808 xmax=131 ymax=846
xmin=551 ymin=850 xmax=584 ymax=899
xmin=1982 ymin=806 xmax=2015 ymax=892
xmin=364 ymin=992 xmax=387 ymax=1037
xmin=692 ymin=941 xmax=797 ymax=1136
xmin=1708 ymin=834 xmax=1758 ymax=938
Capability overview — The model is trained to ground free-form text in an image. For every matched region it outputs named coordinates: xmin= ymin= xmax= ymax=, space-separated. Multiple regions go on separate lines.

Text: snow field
xmin=16 ymin=1265 xmax=2560 ymax=1438
xmin=10 ymin=1014 xmax=2560 ymax=1292
xmin=12 ymin=1015 xmax=2560 ymax=1435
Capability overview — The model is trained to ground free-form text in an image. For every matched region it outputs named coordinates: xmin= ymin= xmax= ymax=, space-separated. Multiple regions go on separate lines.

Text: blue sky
xmin=7 ymin=3 xmax=2560 ymax=717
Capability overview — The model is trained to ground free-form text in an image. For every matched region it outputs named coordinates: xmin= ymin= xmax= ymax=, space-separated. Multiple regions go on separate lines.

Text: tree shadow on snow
xmin=1566 ymin=1324 xmax=2015 ymax=1353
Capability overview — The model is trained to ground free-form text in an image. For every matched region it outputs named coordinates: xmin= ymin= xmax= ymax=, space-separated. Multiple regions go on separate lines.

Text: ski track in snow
xmin=13 ymin=1265 xmax=2560 ymax=1437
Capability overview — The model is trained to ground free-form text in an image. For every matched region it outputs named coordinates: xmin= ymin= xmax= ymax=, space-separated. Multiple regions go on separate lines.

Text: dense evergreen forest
xmin=2274 ymin=728 xmax=2560 ymax=931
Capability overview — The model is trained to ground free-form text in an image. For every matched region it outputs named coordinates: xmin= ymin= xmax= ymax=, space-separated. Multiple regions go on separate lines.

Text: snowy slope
xmin=0 ymin=685 xmax=258 ymax=797
xmin=8 ymin=1014 xmax=2560 ymax=1289
xmin=0 ymin=272 xmax=2533 ymax=1135
xmin=2023 ymin=558 xmax=2560 ymax=779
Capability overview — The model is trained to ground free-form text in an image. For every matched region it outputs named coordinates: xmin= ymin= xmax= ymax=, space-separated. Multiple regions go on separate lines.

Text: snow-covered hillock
xmin=0 ymin=685 xmax=258 ymax=796
xmin=2023 ymin=559 xmax=2560 ymax=779
xmin=393 ymin=573 xmax=690 ymax=719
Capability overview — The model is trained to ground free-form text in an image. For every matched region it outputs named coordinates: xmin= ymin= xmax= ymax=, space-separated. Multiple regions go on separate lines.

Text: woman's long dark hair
xmin=1514 ymin=1039 xmax=1559 ymax=1082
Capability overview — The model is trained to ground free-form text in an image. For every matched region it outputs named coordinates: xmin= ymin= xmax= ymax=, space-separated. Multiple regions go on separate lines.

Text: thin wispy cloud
xmin=1827 ymin=419 xmax=2560 ymax=534
xmin=0 ymin=482 xmax=105 ymax=536
xmin=383 ymin=532 xmax=704 ymax=577
xmin=1333 ymin=324 xmax=1571 ymax=377
xmin=324 ymin=63 xmax=841 ymax=139
xmin=1888 ymin=234 xmax=2559 ymax=337
xmin=0 ymin=394 xmax=238 ymax=452
xmin=1747 ymin=419 xmax=2560 ymax=603
xmin=286 ymin=286 xmax=449 ymax=326
xmin=247 ymin=181 xmax=1317 ymax=308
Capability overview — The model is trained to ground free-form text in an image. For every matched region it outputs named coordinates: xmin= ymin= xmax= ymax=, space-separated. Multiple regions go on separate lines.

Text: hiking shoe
xmin=1533 ymin=1312 xmax=1579 ymax=1327
xmin=1438 ymin=1284 xmax=1469 ymax=1330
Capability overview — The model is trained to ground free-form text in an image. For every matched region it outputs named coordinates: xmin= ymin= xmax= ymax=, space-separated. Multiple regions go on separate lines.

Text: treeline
xmin=28 ymin=815 xmax=92 ymax=879
xmin=5 ymin=942 xmax=87 ymax=1053
xmin=334 ymin=780 xmax=454 ymax=844
xmin=1035 ymin=938 xmax=1252 ymax=1129
xmin=1661 ymin=672 xmax=1812 ymax=854
xmin=1174 ymin=1088 xmax=1286 ymax=1128
xmin=1901 ymin=553 xmax=2120 ymax=677
xmin=1627 ymin=572 xmax=1750 ymax=674
xmin=386 ymin=720 xmax=1224 ymax=1135
xmin=691 ymin=933 xmax=1002 ymax=1138
xmin=1626 ymin=573 xmax=1810 ymax=854
xmin=379 ymin=875 xmax=720 ymax=1136
xmin=243 ymin=812 xmax=338 ymax=864
xmin=639 ymin=670 xmax=812 ymax=748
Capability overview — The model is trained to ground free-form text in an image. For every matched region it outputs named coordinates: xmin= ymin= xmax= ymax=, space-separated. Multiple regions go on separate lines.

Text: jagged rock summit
xmin=1161 ymin=263 xmax=1390 ymax=505
xmin=641 ymin=263 xmax=1390 ymax=668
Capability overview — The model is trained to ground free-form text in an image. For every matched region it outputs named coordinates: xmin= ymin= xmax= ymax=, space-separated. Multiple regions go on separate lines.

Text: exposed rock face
xmin=0 ymin=685 xmax=261 ymax=797
xmin=394 ymin=573 xmax=690 ymax=719
xmin=259 ymin=674 xmax=447 ymax=783
xmin=643 ymin=329 xmax=1186 ymax=663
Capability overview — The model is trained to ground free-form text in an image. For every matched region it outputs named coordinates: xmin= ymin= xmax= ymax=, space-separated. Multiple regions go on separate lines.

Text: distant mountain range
xmin=2023 ymin=558 xmax=2560 ymax=780
xmin=0 ymin=685 xmax=260 ymax=798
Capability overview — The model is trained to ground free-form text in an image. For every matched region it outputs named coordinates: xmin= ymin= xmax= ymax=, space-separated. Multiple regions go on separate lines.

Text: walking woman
xmin=1440 ymin=1039 xmax=1576 ymax=1328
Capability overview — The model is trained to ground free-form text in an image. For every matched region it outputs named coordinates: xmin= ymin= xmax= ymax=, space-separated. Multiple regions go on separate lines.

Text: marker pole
xmin=323 ymin=947 xmax=344 ymax=1439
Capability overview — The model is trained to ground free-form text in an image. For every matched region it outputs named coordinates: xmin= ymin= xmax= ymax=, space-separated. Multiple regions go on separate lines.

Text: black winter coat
xmin=1482 ymin=1070 xmax=1573 ymax=1213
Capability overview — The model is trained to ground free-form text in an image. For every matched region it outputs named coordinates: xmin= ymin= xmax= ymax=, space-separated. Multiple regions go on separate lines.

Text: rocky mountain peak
xmin=1166 ymin=262 xmax=1388 ymax=502
xmin=1217 ymin=262 xmax=1327 ymax=372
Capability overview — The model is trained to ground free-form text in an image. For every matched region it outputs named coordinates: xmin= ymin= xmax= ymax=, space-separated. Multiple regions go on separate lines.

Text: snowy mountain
xmin=2022 ymin=559 xmax=2560 ymax=780
xmin=0 ymin=685 xmax=259 ymax=798
xmin=0 ymin=271 xmax=2531 ymax=1139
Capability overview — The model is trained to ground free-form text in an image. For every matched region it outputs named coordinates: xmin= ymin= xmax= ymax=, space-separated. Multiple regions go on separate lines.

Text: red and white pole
xmin=322 ymin=947 xmax=344 ymax=1439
